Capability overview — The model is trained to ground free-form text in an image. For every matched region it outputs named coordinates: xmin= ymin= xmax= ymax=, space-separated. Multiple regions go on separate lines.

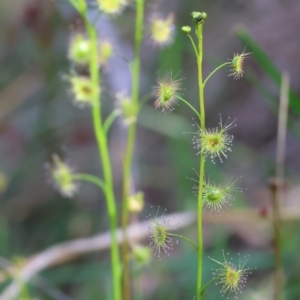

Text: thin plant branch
xmin=176 ymin=96 xmax=200 ymax=119
xmin=103 ymin=109 xmax=121 ymax=135
xmin=200 ymin=278 xmax=215 ymax=296
xmin=72 ymin=173 xmax=106 ymax=193
xmin=276 ymin=73 xmax=289 ymax=182
xmin=169 ymin=233 xmax=198 ymax=251
xmin=187 ymin=34 xmax=198 ymax=58
xmin=203 ymin=62 xmax=231 ymax=88
xmin=271 ymin=72 xmax=289 ymax=300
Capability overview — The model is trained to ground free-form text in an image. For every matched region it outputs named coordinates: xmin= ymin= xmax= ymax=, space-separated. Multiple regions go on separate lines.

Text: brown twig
xmin=0 ymin=211 xmax=195 ymax=300
xmin=2 ymin=205 xmax=300 ymax=299
xmin=270 ymin=72 xmax=289 ymax=300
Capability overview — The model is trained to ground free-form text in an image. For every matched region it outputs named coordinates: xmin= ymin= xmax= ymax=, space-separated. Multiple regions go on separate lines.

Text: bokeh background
xmin=1 ymin=0 xmax=300 ymax=299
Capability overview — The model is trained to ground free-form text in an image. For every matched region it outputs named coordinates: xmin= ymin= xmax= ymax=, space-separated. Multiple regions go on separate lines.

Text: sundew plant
xmin=45 ymin=1 xmax=254 ymax=300
xmin=149 ymin=11 xmax=254 ymax=300
xmin=49 ymin=0 xmax=147 ymax=299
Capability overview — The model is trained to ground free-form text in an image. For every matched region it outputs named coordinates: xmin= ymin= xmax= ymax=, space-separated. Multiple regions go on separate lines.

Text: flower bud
xmin=153 ymin=70 xmax=183 ymax=113
xmin=132 ymin=245 xmax=151 ymax=265
xmin=181 ymin=26 xmax=191 ymax=34
xmin=128 ymin=191 xmax=144 ymax=213
xmin=201 ymin=179 xmax=241 ymax=213
xmin=68 ymin=34 xmax=91 ymax=65
xmin=209 ymin=250 xmax=254 ymax=298
xmin=150 ymin=14 xmax=175 ymax=46
xmin=50 ymin=154 xmax=78 ymax=197
xmin=97 ymin=0 xmax=127 ymax=15
xmin=147 ymin=207 xmax=177 ymax=258
xmin=192 ymin=117 xmax=236 ymax=163
xmin=98 ymin=40 xmax=113 ymax=66
xmin=117 ymin=93 xmax=138 ymax=126
xmin=191 ymin=11 xmax=207 ymax=24
xmin=229 ymin=51 xmax=250 ymax=79
xmin=69 ymin=75 xmax=100 ymax=108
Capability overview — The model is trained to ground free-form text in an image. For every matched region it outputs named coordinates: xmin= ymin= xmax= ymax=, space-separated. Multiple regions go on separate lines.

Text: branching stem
xmin=176 ymin=96 xmax=200 ymax=120
xmin=203 ymin=62 xmax=231 ymax=88
xmin=103 ymin=109 xmax=120 ymax=135
xmin=72 ymin=173 xmax=106 ymax=193
xmin=187 ymin=34 xmax=199 ymax=58
xmin=200 ymin=279 xmax=215 ymax=296
xmin=168 ymin=233 xmax=198 ymax=251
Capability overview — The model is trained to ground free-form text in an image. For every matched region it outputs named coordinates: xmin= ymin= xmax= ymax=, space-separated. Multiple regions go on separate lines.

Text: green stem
xmin=176 ymin=96 xmax=200 ymax=120
xmin=200 ymin=279 xmax=215 ymax=296
xmin=187 ymin=34 xmax=198 ymax=58
xmin=196 ymin=22 xmax=205 ymax=300
xmin=19 ymin=279 xmax=30 ymax=299
xmin=72 ymin=173 xmax=106 ymax=193
xmin=75 ymin=1 xmax=122 ymax=299
xmin=168 ymin=233 xmax=198 ymax=251
xmin=103 ymin=109 xmax=120 ymax=135
xmin=203 ymin=62 xmax=231 ymax=88
xmin=122 ymin=1 xmax=144 ymax=299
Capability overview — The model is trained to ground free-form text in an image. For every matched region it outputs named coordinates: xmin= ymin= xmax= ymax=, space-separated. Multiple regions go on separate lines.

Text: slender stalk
xmin=270 ymin=183 xmax=282 ymax=300
xmin=203 ymin=62 xmax=231 ymax=88
xmin=90 ymin=39 xmax=122 ymax=300
xmin=200 ymin=278 xmax=215 ymax=296
xmin=72 ymin=173 xmax=106 ymax=193
xmin=187 ymin=34 xmax=198 ymax=58
xmin=176 ymin=96 xmax=200 ymax=119
xmin=196 ymin=22 xmax=205 ymax=300
xmin=121 ymin=0 xmax=144 ymax=299
xmin=19 ymin=280 xmax=30 ymax=299
xmin=271 ymin=73 xmax=289 ymax=300
xmin=168 ymin=233 xmax=198 ymax=251
xmin=74 ymin=1 xmax=122 ymax=299
xmin=103 ymin=109 xmax=120 ymax=135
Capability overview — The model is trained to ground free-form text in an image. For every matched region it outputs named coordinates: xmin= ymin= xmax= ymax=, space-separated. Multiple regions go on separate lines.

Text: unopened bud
xmin=181 ymin=26 xmax=191 ymax=34
xmin=132 ymin=245 xmax=151 ymax=265
xmin=191 ymin=11 xmax=207 ymax=24
xmin=128 ymin=191 xmax=144 ymax=213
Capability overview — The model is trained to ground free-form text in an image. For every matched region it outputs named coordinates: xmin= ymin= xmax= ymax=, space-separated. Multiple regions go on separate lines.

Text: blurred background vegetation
xmin=0 ymin=0 xmax=300 ymax=299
